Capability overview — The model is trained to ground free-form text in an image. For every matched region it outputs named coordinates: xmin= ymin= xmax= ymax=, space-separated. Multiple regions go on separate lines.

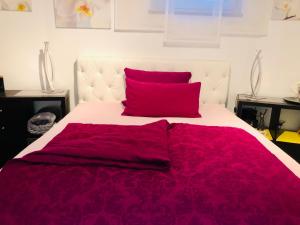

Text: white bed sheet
xmin=15 ymin=102 xmax=300 ymax=178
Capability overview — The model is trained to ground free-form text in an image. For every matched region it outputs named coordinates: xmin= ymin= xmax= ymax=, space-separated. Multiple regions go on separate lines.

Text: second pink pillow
xmin=122 ymin=78 xmax=201 ymax=118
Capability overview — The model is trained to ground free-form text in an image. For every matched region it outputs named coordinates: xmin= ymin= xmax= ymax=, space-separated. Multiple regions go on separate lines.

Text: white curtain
xmin=164 ymin=0 xmax=273 ymax=47
xmin=114 ymin=0 xmax=273 ymax=46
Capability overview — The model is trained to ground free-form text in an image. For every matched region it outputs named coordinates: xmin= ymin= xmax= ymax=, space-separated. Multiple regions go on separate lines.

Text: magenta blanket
xmin=21 ymin=120 xmax=170 ymax=171
xmin=0 ymin=123 xmax=300 ymax=225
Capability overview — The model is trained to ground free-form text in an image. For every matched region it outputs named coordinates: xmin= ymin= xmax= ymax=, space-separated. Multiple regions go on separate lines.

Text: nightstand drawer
xmin=0 ymin=102 xmax=5 ymax=113
xmin=0 ymin=122 xmax=7 ymax=137
xmin=0 ymin=123 xmax=6 ymax=130
xmin=0 ymin=103 xmax=6 ymax=137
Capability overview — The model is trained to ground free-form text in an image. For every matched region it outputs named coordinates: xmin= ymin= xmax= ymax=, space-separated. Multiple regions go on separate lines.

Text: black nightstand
xmin=235 ymin=94 xmax=300 ymax=163
xmin=0 ymin=90 xmax=70 ymax=167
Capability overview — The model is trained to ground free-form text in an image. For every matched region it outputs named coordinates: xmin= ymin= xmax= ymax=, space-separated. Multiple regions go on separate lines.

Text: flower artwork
xmin=0 ymin=0 xmax=32 ymax=12
xmin=272 ymin=0 xmax=300 ymax=20
xmin=54 ymin=0 xmax=111 ymax=28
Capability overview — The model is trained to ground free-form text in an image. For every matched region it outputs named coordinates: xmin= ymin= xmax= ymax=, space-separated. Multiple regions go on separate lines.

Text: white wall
xmin=0 ymin=1 xmax=300 ymax=129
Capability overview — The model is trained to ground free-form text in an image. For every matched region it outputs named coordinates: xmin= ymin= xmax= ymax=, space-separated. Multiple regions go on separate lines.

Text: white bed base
xmin=75 ymin=57 xmax=231 ymax=106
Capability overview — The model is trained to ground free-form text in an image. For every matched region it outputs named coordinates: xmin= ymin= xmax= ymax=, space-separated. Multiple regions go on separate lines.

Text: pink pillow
xmin=122 ymin=78 xmax=201 ymax=118
xmin=124 ymin=68 xmax=192 ymax=83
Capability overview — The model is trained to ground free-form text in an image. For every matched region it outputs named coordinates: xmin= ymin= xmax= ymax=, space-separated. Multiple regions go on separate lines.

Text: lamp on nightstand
xmin=41 ymin=41 xmax=55 ymax=93
xmin=251 ymin=50 xmax=262 ymax=97
xmin=41 ymin=42 xmax=63 ymax=94
xmin=246 ymin=50 xmax=264 ymax=100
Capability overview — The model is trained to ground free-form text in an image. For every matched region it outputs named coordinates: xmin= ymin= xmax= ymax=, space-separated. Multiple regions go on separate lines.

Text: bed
xmin=0 ymin=57 xmax=299 ymax=225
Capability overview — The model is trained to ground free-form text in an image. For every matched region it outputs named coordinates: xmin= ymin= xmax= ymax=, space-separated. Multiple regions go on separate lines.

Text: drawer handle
xmin=1 ymin=126 xmax=5 ymax=130
xmin=0 ymin=109 xmax=2 ymax=113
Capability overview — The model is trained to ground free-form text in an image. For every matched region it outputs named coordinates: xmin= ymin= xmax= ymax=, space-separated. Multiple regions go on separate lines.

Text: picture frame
xmin=0 ymin=0 xmax=32 ymax=12
xmin=54 ymin=0 xmax=111 ymax=29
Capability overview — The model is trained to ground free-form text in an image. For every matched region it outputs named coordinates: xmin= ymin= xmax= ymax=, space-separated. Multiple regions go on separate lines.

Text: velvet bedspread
xmin=0 ymin=122 xmax=299 ymax=225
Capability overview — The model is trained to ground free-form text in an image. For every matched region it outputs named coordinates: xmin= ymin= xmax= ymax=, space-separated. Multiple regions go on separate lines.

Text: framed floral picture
xmin=54 ymin=0 xmax=111 ymax=29
xmin=0 ymin=0 xmax=32 ymax=12
xmin=272 ymin=0 xmax=300 ymax=20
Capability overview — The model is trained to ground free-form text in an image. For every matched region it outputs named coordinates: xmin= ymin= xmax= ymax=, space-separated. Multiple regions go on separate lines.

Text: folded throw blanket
xmin=20 ymin=120 xmax=170 ymax=171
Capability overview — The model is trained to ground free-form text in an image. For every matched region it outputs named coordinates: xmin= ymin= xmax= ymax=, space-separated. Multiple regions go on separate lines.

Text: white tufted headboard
xmin=75 ymin=57 xmax=231 ymax=106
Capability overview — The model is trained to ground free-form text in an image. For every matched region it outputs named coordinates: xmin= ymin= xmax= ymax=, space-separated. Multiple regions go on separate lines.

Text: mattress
xmin=15 ymin=101 xmax=300 ymax=178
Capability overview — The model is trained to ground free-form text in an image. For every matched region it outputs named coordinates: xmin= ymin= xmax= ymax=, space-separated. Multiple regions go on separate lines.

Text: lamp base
xmin=244 ymin=94 xmax=266 ymax=101
xmin=42 ymin=89 xmax=65 ymax=94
